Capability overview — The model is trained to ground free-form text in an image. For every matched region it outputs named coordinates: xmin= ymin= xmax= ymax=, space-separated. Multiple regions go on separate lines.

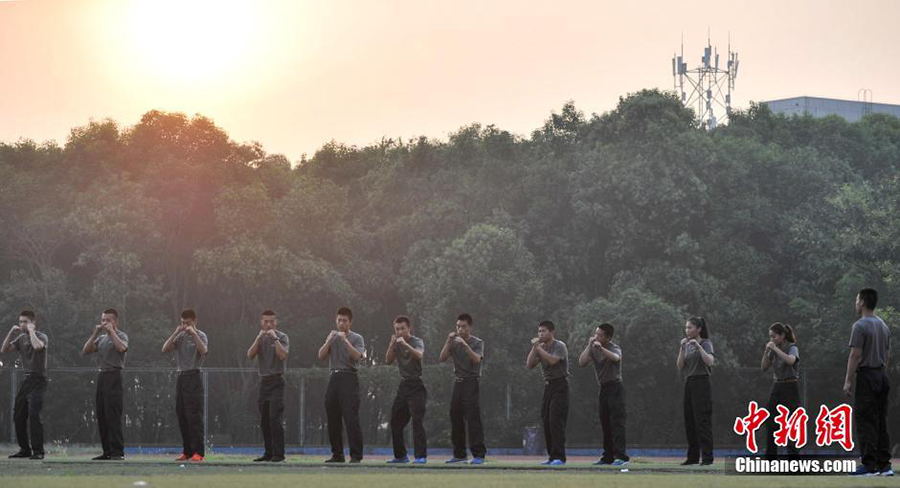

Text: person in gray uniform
xmin=385 ymin=315 xmax=427 ymax=464
xmin=578 ymin=322 xmax=629 ymax=466
xmin=82 ymin=308 xmax=129 ymax=460
xmin=247 ymin=309 xmax=289 ymax=462
xmin=318 ymin=306 xmax=366 ymax=463
xmin=439 ymin=313 xmax=487 ymax=464
xmin=2 ymin=310 xmax=49 ymax=460
xmin=527 ymin=320 xmax=570 ymax=466
xmin=760 ymin=322 xmax=800 ymax=460
xmin=676 ymin=316 xmax=715 ymax=466
xmin=844 ymin=288 xmax=892 ymax=476
xmin=161 ymin=309 xmax=208 ymax=462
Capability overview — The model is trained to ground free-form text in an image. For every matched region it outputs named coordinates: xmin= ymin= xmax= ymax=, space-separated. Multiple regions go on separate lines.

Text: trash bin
xmin=522 ymin=426 xmax=544 ymax=455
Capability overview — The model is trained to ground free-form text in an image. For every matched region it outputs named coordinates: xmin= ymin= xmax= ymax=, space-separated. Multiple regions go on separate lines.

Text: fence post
xmin=9 ymin=369 xmax=16 ymax=444
xmin=408 ymin=419 xmax=413 ymax=448
xmin=506 ymin=383 xmax=511 ymax=421
xmin=203 ymin=369 xmax=209 ymax=448
xmin=800 ymin=369 xmax=807 ymax=408
xmin=299 ymin=375 xmax=306 ymax=446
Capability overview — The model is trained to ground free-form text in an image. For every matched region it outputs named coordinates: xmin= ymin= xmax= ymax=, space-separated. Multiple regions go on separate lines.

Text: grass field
xmin=1 ymin=453 xmax=896 ymax=488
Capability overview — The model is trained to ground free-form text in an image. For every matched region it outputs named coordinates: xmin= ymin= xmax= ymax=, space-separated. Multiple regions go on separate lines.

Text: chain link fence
xmin=0 ymin=365 xmax=884 ymax=453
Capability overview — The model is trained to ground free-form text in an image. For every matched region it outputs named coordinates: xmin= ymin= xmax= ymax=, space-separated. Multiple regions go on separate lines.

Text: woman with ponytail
xmin=760 ymin=322 xmax=800 ymax=460
xmin=676 ymin=317 xmax=715 ymax=465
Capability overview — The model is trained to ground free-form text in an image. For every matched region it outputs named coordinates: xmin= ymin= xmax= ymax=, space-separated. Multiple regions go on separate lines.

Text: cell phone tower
xmin=672 ymin=32 xmax=739 ymax=129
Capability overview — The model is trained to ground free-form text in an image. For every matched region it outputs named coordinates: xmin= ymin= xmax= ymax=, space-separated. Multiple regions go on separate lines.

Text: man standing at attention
xmin=385 ymin=315 xmax=427 ymax=464
xmin=578 ymin=323 xmax=629 ymax=466
xmin=247 ymin=310 xmax=289 ymax=463
xmin=527 ymin=320 xmax=569 ymax=466
xmin=82 ymin=308 xmax=129 ymax=461
xmin=2 ymin=310 xmax=49 ymax=460
xmin=439 ymin=313 xmax=486 ymax=465
xmin=318 ymin=307 xmax=366 ymax=463
xmin=844 ymin=288 xmax=892 ymax=476
xmin=161 ymin=309 xmax=208 ymax=462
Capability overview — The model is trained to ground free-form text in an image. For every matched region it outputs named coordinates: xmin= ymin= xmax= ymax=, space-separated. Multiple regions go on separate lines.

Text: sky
xmin=1 ymin=0 xmax=899 ymax=161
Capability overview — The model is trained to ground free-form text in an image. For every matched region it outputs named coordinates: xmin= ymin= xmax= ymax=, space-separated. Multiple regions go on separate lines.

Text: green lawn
xmin=1 ymin=471 xmax=897 ymax=488
xmin=0 ymin=456 xmax=895 ymax=488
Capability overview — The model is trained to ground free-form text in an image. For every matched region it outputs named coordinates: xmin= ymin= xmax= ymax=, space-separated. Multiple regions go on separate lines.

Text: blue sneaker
xmin=469 ymin=457 xmax=485 ymax=465
xmin=849 ymin=465 xmax=878 ymax=476
xmin=540 ymin=459 xmax=553 ymax=465
xmin=612 ymin=459 xmax=629 ymax=466
xmin=413 ymin=458 xmax=427 ymax=465
xmin=386 ymin=457 xmax=409 ymax=464
xmin=445 ymin=457 xmax=468 ymax=464
xmin=549 ymin=459 xmax=566 ymax=466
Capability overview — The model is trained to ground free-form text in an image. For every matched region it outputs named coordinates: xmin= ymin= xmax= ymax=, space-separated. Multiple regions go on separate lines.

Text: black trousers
xmin=764 ymin=381 xmax=800 ymax=459
xmin=854 ymin=367 xmax=891 ymax=471
xmin=390 ymin=378 xmax=428 ymax=459
xmin=96 ymin=370 xmax=125 ymax=457
xmin=176 ymin=370 xmax=205 ymax=457
xmin=258 ymin=375 xmax=285 ymax=458
xmin=599 ymin=380 xmax=629 ymax=462
xmin=541 ymin=378 xmax=569 ymax=462
xmin=450 ymin=378 xmax=486 ymax=459
xmin=14 ymin=374 xmax=47 ymax=455
xmin=683 ymin=375 xmax=713 ymax=462
xmin=325 ymin=372 xmax=364 ymax=460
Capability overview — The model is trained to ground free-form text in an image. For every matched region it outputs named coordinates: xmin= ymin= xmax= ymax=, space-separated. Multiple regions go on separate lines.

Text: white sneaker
xmin=878 ymin=468 xmax=894 ymax=476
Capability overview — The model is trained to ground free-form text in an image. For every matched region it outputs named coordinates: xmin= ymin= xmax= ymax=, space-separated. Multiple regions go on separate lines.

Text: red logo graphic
xmin=734 ymin=402 xmax=854 ymax=453
xmin=814 ymin=404 xmax=854 ymax=451
xmin=733 ymin=401 xmax=770 ymax=453
xmin=773 ymin=405 xmax=808 ymax=448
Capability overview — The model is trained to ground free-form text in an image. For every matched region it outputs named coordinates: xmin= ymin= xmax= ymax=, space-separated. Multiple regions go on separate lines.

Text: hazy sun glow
xmin=3 ymin=0 xmax=900 ymax=160
xmin=126 ymin=0 xmax=259 ymax=84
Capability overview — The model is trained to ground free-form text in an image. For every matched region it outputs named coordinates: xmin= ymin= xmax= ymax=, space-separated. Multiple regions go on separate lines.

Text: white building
xmin=762 ymin=96 xmax=900 ymax=122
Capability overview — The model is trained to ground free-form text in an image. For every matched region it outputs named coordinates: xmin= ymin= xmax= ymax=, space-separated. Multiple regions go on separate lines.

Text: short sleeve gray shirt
xmin=174 ymin=329 xmax=208 ymax=372
xmin=590 ymin=341 xmax=622 ymax=385
xmin=395 ymin=336 xmax=424 ymax=379
xmin=682 ymin=338 xmax=714 ymax=379
xmin=849 ymin=316 xmax=890 ymax=369
xmin=12 ymin=331 xmax=49 ymax=375
xmin=329 ymin=331 xmax=365 ymax=373
xmin=766 ymin=343 xmax=799 ymax=381
xmin=257 ymin=330 xmax=289 ymax=377
xmin=539 ymin=339 xmax=569 ymax=381
xmin=451 ymin=335 xmax=484 ymax=379
xmin=93 ymin=330 xmax=129 ymax=371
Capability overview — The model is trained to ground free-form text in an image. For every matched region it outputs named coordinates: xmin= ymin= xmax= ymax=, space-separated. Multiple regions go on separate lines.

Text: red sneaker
xmin=175 ymin=453 xmax=189 ymax=461
xmin=189 ymin=454 xmax=204 ymax=462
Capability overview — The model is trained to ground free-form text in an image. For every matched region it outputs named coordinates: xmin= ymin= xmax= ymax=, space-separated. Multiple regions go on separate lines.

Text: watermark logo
xmin=814 ymin=404 xmax=853 ymax=451
xmin=773 ymin=404 xmax=808 ymax=448
xmin=733 ymin=402 xmax=854 ymax=453
xmin=733 ymin=401 xmax=769 ymax=453
xmin=734 ymin=456 xmax=857 ymax=474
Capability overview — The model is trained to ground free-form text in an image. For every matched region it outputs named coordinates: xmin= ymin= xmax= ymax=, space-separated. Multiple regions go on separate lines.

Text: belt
xmin=260 ymin=373 xmax=284 ymax=380
xmin=454 ymin=376 xmax=479 ymax=383
xmin=99 ymin=369 xmax=122 ymax=374
xmin=331 ymin=369 xmax=358 ymax=375
xmin=178 ymin=369 xmax=201 ymax=375
xmin=400 ymin=376 xmax=423 ymax=382
xmin=601 ymin=379 xmax=623 ymax=388
xmin=857 ymin=365 xmax=885 ymax=372
xmin=23 ymin=373 xmax=46 ymax=379
xmin=686 ymin=374 xmax=710 ymax=380
xmin=544 ymin=376 xmax=568 ymax=385
xmin=775 ymin=378 xmax=798 ymax=383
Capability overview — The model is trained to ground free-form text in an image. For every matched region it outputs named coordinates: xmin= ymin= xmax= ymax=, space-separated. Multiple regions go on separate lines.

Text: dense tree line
xmin=0 ymin=89 xmax=897 ymax=449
